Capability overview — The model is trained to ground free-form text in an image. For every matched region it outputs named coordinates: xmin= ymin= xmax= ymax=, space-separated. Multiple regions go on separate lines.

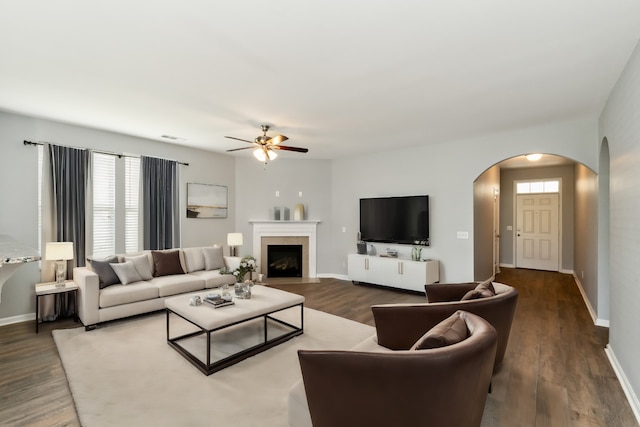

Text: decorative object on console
xmin=45 ymin=242 xmax=74 ymax=287
xmin=227 ymin=232 xmax=243 ymax=256
xmin=293 ymin=204 xmax=305 ymax=221
xmin=411 ymin=246 xmax=422 ymax=261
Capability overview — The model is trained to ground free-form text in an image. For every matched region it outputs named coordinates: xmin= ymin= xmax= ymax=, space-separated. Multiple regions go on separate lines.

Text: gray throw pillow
xmin=411 ymin=311 xmax=469 ymax=350
xmin=203 ymin=246 xmax=225 ymax=271
xmin=125 ymin=254 xmax=153 ymax=280
xmin=90 ymin=256 xmax=120 ymax=289
xmin=110 ymin=261 xmax=143 ymax=285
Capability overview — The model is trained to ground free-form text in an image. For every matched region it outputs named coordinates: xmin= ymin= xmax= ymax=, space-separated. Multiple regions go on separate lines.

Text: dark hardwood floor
xmin=0 ymin=268 xmax=636 ymax=426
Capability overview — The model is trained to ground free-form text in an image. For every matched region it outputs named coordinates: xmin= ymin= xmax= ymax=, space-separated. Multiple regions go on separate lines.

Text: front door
xmin=515 ymin=193 xmax=559 ymax=271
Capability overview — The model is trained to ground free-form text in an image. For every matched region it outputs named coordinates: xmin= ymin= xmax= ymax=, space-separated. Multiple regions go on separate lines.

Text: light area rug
xmin=53 ymin=308 xmax=374 ymax=427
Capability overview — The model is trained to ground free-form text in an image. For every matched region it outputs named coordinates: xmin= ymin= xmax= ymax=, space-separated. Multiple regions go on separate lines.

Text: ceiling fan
xmin=225 ymin=125 xmax=309 ymax=163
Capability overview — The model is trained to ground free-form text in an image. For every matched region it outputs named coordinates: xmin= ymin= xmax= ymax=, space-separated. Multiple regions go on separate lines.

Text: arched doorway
xmin=473 ymin=153 xmax=597 ymax=283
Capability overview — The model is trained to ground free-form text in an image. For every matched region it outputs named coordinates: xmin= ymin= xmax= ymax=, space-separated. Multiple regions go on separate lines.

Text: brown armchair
xmin=372 ymin=281 xmax=518 ymax=371
xmin=295 ymin=311 xmax=497 ymax=427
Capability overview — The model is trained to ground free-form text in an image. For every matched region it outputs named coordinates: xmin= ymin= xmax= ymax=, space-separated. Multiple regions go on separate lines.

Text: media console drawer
xmin=347 ymin=254 xmax=439 ymax=292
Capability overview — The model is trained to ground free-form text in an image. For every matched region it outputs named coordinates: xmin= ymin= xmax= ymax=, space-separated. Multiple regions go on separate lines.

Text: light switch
xmin=275 ymin=190 xmax=280 ymax=197
xmin=457 ymin=231 xmax=469 ymax=239
xmin=506 ymin=225 xmax=513 ymax=231
xmin=298 ymin=191 xmax=303 ymax=197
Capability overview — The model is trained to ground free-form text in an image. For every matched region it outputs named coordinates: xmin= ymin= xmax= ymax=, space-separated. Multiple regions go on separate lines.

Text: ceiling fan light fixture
xmin=253 ymin=148 xmax=278 ymax=162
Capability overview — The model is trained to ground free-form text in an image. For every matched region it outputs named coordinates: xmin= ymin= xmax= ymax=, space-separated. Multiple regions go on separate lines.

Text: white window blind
xmin=93 ymin=153 xmax=115 ymax=258
xmin=125 ymin=157 xmax=140 ymax=253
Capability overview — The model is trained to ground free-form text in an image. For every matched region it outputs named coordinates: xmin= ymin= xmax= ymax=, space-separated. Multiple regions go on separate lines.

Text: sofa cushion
xmin=191 ymin=269 xmax=236 ymax=289
xmin=110 ymin=261 xmax=143 ymax=285
xmin=411 ymin=311 xmax=469 ymax=350
xmin=203 ymin=246 xmax=225 ymax=271
xmin=151 ymin=250 xmax=185 ymax=277
xmin=149 ymin=274 xmax=205 ymax=297
xmin=90 ymin=256 xmax=120 ymax=289
xmin=99 ymin=281 xmax=159 ymax=308
xmin=182 ymin=247 xmax=206 ymax=273
xmin=125 ymin=254 xmax=153 ymax=280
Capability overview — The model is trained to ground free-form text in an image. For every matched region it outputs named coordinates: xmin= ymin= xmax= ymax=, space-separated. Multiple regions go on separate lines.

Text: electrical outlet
xmin=341 ymin=226 xmax=346 ymax=233
xmin=298 ymin=191 xmax=303 ymax=197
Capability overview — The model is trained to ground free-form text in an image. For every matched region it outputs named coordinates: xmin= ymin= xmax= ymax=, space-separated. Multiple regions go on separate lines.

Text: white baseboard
xmin=0 ymin=312 xmax=35 ymax=327
xmin=499 ymin=263 xmax=515 ymax=268
xmin=572 ymin=274 xmax=610 ymax=327
xmin=605 ymin=344 xmax=640 ymax=425
xmin=560 ymin=268 xmax=574 ymax=275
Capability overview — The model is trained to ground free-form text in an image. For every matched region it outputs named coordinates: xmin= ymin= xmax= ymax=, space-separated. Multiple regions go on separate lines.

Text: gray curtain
xmin=45 ymin=144 xmax=90 ymax=319
xmin=142 ymin=156 xmax=179 ymax=250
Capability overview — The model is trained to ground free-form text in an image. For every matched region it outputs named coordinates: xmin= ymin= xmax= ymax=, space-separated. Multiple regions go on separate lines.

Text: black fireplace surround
xmin=267 ymin=244 xmax=303 ymax=278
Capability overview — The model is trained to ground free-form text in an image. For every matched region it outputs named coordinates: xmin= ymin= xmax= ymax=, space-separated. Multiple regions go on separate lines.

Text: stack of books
xmin=204 ymin=294 xmax=234 ymax=309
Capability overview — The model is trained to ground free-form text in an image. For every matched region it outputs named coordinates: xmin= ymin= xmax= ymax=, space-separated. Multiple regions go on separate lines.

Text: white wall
xmin=599 ymin=39 xmax=640 ymax=417
xmin=0 ymin=111 xmax=235 ymax=322
xmin=330 ymin=117 xmax=598 ymax=282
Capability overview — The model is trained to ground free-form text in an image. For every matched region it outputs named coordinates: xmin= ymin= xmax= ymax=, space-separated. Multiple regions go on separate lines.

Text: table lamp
xmin=227 ymin=233 xmax=243 ymax=256
xmin=45 ymin=242 xmax=74 ymax=287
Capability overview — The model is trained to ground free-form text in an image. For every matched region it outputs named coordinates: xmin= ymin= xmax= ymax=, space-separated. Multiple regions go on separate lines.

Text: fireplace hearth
xmin=267 ymin=245 xmax=303 ymax=278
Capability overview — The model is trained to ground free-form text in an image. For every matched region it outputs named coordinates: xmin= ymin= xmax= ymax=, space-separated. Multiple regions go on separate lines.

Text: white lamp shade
xmin=253 ymin=148 xmax=278 ymax=162
xmin=45 ymin=242 xmax=74 ymax=261
xmin=227 ymin=233 xmax=243 ymax=246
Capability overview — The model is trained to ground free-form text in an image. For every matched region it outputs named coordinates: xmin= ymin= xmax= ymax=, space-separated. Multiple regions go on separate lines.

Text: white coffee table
xmin=165 ymin=285 xmax=305 ymax=375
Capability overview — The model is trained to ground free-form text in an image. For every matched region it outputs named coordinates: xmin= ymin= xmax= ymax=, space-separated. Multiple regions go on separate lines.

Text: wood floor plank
xmin=0 ymin=269 xmax=637 ymax=426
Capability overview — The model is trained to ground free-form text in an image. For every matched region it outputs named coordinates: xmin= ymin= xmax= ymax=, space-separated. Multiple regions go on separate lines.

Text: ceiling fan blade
xmin=273 ymin=145 xmax=309 ymax=153
xmin=226 ymin=147 xmax=254 ymax=152
xmin=267 ymin=134 xmax=289 ymax=145
xmin=224 ymin=136 xmax=255 ymax=144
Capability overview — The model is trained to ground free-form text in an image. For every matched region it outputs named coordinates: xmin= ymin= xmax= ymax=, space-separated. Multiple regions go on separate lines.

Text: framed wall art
xmin=186 ymin=183 xmax=228 ymax=218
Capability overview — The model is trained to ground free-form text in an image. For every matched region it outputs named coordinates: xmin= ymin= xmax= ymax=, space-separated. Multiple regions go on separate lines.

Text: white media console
xmin=347 ymin=254 xmax=439 ymax=293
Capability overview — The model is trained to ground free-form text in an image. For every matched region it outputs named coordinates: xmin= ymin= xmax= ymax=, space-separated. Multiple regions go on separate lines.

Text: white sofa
xmin=73 ymin=246 xmax=238 ymax=329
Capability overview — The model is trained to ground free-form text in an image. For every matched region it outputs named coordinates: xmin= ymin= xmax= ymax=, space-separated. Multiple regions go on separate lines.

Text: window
xmin=92 ymin=153 xmax=140 ymax=258
xmin=516 ymin=179 xmax=560 ymax=194
xmin=92 ymin=153 xmax=115 ymax=258
xmin=125 ymin=157 xmax=140 ymax=253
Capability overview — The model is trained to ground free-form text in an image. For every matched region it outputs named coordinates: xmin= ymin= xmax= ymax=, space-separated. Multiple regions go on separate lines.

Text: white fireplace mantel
xmin=250 ymin=220 xmax=321 ymax=278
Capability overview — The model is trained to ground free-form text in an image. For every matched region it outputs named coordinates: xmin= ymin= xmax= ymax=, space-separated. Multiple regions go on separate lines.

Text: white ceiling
xmin=1 ymin=1 xmax=639 ymax=160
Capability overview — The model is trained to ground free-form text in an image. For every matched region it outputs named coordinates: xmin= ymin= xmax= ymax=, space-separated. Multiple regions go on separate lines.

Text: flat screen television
xmin=359 ymin=195 xmax=429 ymax=245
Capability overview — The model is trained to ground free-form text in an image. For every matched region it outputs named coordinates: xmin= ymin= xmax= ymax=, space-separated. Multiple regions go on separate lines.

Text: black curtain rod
xmin=23 ymin=140 xmax=189 ymax=166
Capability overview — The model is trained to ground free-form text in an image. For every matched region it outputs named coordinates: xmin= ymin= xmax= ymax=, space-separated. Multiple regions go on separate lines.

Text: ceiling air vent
xmin=161 ymin=134 xmax=186 ymax=142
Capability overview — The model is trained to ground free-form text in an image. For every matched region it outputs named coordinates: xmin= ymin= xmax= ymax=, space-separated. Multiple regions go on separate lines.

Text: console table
xmin=0 ymin=235 xmax=41 ymax=304
xmin=348 ymin=254 xmax=439 ymax=292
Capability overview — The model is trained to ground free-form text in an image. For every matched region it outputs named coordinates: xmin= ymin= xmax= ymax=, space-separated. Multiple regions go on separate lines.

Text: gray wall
xmin=233 ymin=157 xmax=333 ymax=273
xmin=474 ymin=164 xmax=500 ymax=281
xmin=573 ymin=163 xmax=600 ymax=321
xmin=499 ymin=165 xmax=576 ymax=272
xmin=330 ymin=117 xmax=597 ymax=283
xmin=599 ymin=39 xmax=640 ymax=411
xmin=0 ymin=111 xmax=235 ymax=322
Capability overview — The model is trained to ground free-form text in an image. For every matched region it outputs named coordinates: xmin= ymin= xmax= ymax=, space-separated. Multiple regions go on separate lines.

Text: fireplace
xmin=251 ymin=220 xmax=320 ymax=278
xmin=267 ymin=245 xmax=303 ymax=278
